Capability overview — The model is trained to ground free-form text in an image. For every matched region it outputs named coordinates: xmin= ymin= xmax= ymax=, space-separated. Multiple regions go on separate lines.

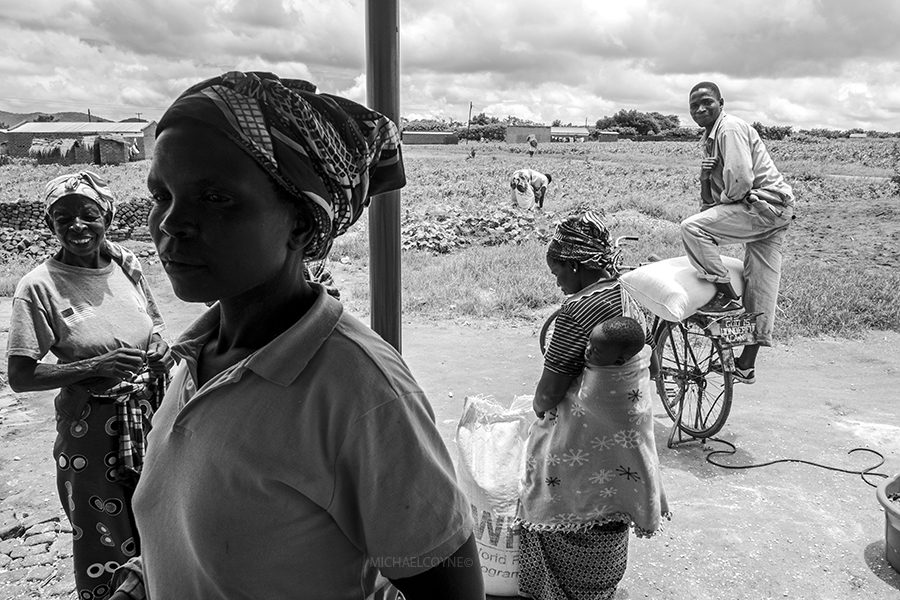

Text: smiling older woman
xmin=6 ymin=171 xmax=173 ymax=599
xmin=109 ymin=71 xmax=483 ymax=600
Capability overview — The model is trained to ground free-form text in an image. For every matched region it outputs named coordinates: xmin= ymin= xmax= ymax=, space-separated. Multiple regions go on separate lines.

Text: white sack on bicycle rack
xmin=619 ymin=255 xmax=745 ymax=322
xmin=455 ymin=394 xmax=535 ymax=596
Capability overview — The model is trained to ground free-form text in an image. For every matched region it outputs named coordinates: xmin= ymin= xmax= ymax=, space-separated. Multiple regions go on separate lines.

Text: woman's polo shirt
xmin=133 ymin=285 xmax=473 ymax=599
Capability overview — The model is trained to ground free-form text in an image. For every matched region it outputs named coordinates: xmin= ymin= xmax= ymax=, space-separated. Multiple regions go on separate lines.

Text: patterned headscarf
xmin=157 ymin=71 xmax=406 ymax=260
xmin=44 ymin=170 xmax=116 ymax=222
xmin=546 ymin=211 xmax=620 ymax=273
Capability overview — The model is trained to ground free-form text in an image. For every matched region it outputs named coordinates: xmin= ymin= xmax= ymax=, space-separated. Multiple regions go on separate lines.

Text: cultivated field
xmin=1 ymin=138 xmax=898 ymax=340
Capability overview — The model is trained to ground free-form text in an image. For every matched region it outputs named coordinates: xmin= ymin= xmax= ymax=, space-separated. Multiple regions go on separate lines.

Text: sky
xmin=1 ymin=0 xmax=900 ymax=131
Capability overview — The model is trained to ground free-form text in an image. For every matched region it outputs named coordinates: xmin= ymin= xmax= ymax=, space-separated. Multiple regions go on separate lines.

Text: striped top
xmin=544 ymin=280 xmax=652 ymax=376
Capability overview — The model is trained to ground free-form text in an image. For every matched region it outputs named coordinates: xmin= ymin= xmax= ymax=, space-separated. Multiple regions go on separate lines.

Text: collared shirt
xmin=701 ymin=112 xmax=794 ymax=207
xmin=131 ymin=285 xmax=472 ymax=599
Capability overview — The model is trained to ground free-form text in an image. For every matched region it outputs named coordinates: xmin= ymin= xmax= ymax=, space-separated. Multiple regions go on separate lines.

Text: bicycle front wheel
xmin=654 ymin=321 xmax=733 ymax=439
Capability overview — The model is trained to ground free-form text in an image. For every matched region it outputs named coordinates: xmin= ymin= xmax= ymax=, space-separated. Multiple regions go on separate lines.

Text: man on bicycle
xmin=680 ymin=82 xmax=795 ymax=384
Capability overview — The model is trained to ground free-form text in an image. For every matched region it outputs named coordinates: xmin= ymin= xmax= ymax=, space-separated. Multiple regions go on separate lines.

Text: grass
xmin=0 ymin=255 xmax=43 ymax=296
xmin=2 ymin=138 xmax=899 ymax=342
xmin=403 ymin=240 xmax=556 ymax=318
xmin=778 ymin=263 xmax=900 ymax=338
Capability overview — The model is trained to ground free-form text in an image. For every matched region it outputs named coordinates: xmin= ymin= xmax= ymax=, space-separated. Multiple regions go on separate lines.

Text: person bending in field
xmin=526 ymin=133 xmax=539 ymax=157
xmin=510 ymin=168 xmax=552 ymax=210
xmin=680 ymin=81 xmax=795 ymax=384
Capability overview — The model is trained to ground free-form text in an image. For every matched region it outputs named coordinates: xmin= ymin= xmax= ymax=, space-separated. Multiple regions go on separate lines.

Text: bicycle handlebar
xmin=614 ymin=235 xmax=639 ymax=247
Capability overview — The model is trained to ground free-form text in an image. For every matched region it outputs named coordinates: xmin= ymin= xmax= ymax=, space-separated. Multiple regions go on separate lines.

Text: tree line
xmin=401 ymin=109 xmax=900 ymax=141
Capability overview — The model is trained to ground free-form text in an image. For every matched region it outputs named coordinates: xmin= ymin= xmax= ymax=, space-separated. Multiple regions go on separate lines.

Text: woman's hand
xmin=146 ymin=339 xmax=174 ymax=375
xmin=533 ymin=369 xmax=575 ymax=418
xmin=93 ymin=348 xmax=146 ymax=380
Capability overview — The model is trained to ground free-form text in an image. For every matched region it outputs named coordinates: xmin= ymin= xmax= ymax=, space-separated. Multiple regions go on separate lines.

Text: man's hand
xmin=700 ymin=157 xmax=717 ymax=181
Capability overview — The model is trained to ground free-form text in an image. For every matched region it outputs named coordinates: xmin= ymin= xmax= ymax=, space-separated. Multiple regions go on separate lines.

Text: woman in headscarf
xmin=109 ymin=71 xmax=482 ymax=600
xmin=517 ymin=211 xmax=668 ymax=600
xmin=6 ymin=171 xmax=172 ymax=599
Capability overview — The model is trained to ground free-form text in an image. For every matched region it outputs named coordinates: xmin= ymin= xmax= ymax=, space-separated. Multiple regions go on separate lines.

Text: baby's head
xmin=586 ymin=316 xmax=645 ymax=367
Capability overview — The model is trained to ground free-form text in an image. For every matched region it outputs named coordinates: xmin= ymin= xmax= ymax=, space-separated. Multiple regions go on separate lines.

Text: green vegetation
xmin=2 ymin=138 xmax=898 ymax=342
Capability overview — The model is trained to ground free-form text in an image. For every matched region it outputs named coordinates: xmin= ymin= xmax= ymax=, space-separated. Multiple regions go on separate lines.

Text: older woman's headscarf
xmin=546 ymin=211 xmax=620 ymax=273
xmin=43 ymin=170 xmax=148 ymax=284
xmin=44 ymin=170 xmax=116 ymax=222
xmin=157 ymin=71 xmax=406 ymax=260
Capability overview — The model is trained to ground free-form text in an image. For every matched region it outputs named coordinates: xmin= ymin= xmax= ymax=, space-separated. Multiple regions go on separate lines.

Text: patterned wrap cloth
xmin=43 ymin=170 xmax=117 ymax=222
xmin=547 ymin=211 xmax=620 ymax=273
xmin=518 ymin=346 xmax=670 ymax=537
xmin=157 ymin=70 xmax=406 ymax=261
xmin=516 ymin=347 xmax=669 ymax=600
xmin=92 ymin=368 xmax=168 ymax=483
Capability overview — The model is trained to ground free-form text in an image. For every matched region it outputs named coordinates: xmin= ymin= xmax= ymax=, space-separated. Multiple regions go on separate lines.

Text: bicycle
xmin=538 ymin=237 xmax=758 ymax=446
xmin=651 ymin=309 xmax=758 ymax=446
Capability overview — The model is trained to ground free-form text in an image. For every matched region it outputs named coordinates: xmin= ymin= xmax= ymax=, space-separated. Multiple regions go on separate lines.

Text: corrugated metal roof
xmin=10 ymin=122 xmax=154 ymax=134
xmin=551 ymin=126 xmax=590 ymax=135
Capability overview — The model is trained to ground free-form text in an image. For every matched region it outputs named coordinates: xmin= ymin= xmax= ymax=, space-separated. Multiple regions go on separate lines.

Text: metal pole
xmin=366 ymin=0 xmax=402 ymax=352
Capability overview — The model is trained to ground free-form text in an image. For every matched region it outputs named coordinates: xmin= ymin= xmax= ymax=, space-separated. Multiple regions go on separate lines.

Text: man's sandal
xmin=710 ymin=363 xmax=756 ymax=385
xmin=697 ymin=291 xmax=744 ymax=315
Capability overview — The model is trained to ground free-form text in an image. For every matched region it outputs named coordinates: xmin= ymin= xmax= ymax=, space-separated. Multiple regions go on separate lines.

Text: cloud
xmin=0 ymin=0 xmax=898 ymax=130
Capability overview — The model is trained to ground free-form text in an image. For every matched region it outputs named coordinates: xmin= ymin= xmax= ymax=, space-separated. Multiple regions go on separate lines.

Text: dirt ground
xmin=1 ymin=271 xmax=899 ymax=600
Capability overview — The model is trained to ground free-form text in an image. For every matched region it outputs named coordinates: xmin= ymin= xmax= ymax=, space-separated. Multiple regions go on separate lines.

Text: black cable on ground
xmin=702 ymin=437 xmax=891 ymax=488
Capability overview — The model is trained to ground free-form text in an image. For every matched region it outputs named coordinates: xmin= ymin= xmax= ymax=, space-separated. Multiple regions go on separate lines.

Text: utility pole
xmin=465 ymin=101 xmax=473 ymax=144
xmin=87 ymin=109 xmax=91 ymax=123
xmin=136 ymin=113 xmax=142 ymax=120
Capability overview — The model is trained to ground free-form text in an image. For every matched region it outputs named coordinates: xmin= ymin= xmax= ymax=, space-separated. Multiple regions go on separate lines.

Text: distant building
xmin=401 ymin=131 xmax=459 ymax=145
xmin=5 ymin=121 xmax=157 ymax=163
xmin=848 ymin=133 xmax=868 ymax=139
xmin=595 ymin=130 xmax=619 ymax=142
xmin=550 ymin=126 xmax=590 ymax=142
xmin=505 ymin=125 xmax=551 ymax=144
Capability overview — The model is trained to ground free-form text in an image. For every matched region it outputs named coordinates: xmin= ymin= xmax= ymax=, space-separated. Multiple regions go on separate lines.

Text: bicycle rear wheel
xmin=654 ymin=320 xmax=733 ymax=439
xmin=539 ymin=308 xmax=561 ymax=356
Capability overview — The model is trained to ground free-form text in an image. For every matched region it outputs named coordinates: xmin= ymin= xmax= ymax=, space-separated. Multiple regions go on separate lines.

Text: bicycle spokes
xmin=655 ymin=321 xmax=734 ymax=441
